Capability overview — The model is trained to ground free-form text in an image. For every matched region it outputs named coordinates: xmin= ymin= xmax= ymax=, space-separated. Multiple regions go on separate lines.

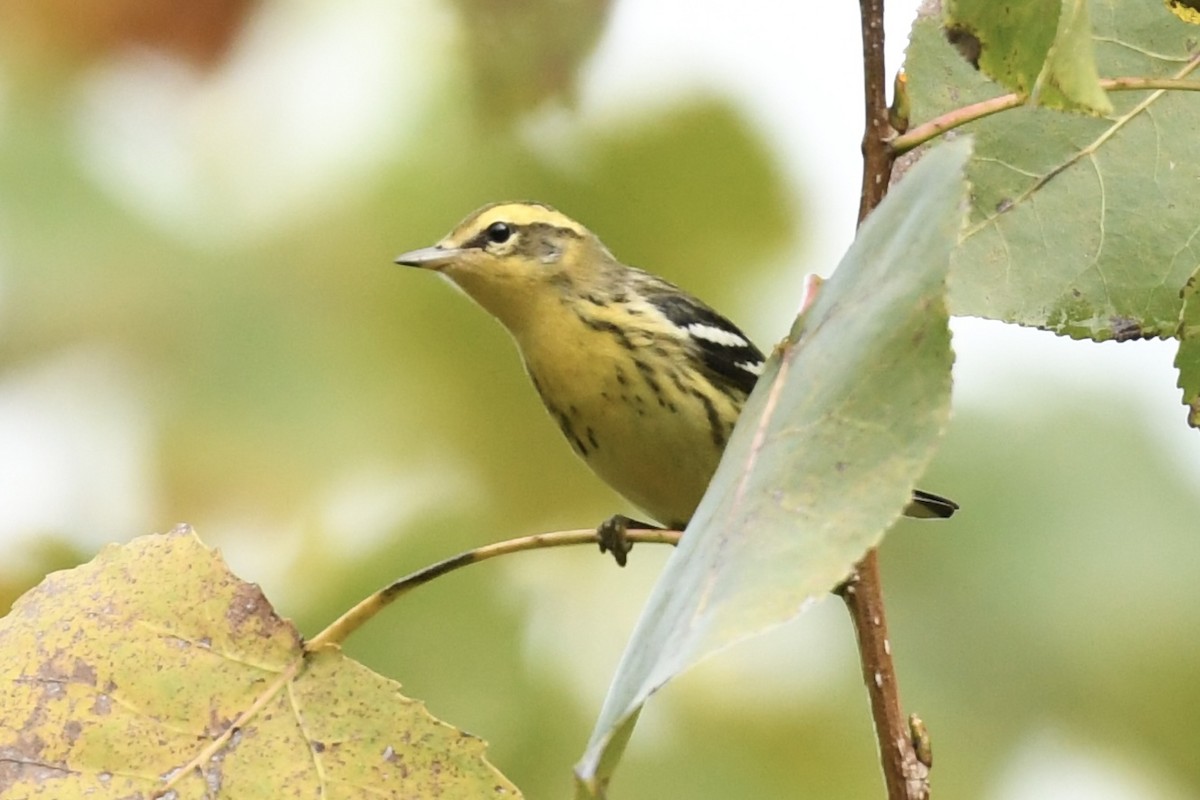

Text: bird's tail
xmin=904 ymin=489 xmax=959 ymax=519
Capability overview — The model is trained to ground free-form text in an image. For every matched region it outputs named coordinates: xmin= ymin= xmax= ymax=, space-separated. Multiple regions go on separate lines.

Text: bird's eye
xmin=485 ymin=221 xmax=512 ymax=244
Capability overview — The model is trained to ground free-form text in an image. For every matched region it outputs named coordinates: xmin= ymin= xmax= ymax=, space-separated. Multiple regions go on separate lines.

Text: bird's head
xmin=395 ymin=201 xmax=616 ymax=329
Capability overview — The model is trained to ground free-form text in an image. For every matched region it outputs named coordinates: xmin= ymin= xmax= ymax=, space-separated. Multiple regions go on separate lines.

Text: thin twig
xmin=305 ymin=527 xmax=681 ymax=650
xmin=889 ymin=93 xmax=1022 ymax=155
xmin=891 ymin=68 xmax=1200 ymax=155
xmin=852 ymin=1 xmax=931 ymax=799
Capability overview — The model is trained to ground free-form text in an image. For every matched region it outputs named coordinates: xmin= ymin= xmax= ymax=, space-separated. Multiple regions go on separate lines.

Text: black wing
xmin=643 ymin=286 xmax=765 ymax=398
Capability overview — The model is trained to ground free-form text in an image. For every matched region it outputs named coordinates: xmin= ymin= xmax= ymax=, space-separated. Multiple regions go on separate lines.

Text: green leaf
xmin=0 ymin=527 xmax=520 ymax=799
xmin=573 ymin=138 xmax=972 ymax=796
xmin=906 ymin=2 xmax=1200 ymax=341
xmin=1176 ymin=267 xmax=1200 ymax=427
xmin=944 ymin=0 xmax=1112 ymax=114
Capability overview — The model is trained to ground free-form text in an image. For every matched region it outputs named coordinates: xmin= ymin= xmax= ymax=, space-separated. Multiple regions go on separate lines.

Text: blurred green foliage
xmin=0 ymin=2 xmax=1197 ymax=798
xmin=450 ymin=0 xmax=612 ymax=121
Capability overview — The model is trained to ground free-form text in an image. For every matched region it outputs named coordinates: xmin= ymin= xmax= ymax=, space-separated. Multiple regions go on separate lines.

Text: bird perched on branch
xmin=395 ymin=202 xmax=956 ymax=564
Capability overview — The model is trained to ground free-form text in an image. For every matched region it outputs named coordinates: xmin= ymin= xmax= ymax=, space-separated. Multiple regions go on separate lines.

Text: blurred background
xmin=1 ymin=0 xmax=1198 ymax=797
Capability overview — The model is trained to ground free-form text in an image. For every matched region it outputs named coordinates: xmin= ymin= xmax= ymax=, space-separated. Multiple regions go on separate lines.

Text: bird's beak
xmin=394 ymin=246 xmax=461 ymax=270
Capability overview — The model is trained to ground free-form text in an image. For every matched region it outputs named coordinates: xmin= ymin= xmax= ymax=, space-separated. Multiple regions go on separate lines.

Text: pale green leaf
xmin=944 ymin=0 xmax=1111 ymax=113
xmin=0 ymin=527 xmax=519 ymax=799
xmin=906 ymin=1 xmax=1200 ymax=341
xmin=1176 ymin=266 xmax=1200 ymax=427
xmin=943 ymin=0 xmax=1112 ymax=114
xmin=574 ymin=138 xmax=972 ymax=795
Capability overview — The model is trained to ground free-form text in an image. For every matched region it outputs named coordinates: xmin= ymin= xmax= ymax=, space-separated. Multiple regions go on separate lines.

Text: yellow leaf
xmin=0 ymin=526 xmax=519 ymax=799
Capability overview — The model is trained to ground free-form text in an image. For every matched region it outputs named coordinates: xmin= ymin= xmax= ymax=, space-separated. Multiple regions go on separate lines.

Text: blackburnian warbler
xmin=395 ymin=202 xmax=956 ymax=563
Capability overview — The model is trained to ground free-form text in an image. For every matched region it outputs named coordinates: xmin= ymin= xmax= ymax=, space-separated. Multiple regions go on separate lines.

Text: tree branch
xmin=857 ymin=0 xmax=894 ymax=221
xmin=305 ymin=527 xmax=681 ymax=651
xmin=838 ymin=556 xmax=931 ymax=799
xmin=850 ymin=1 xmax=932 ymax=798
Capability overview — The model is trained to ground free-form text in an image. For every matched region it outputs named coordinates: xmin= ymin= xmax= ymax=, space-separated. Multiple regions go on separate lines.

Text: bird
xmin=395 ymin=201 xmax=956 ymax=564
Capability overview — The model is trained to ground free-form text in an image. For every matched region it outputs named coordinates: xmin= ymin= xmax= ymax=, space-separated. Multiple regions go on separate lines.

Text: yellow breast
xmin=515 ymin=307 xmax=734 ymax=528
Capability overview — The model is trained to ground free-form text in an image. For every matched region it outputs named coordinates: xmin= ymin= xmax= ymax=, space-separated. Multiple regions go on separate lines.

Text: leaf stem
xmin=889 ymin=93 xmax=1022 ymax=155
xmin=892 ymin=67 xmax=1200 ymax=155
xmin=855 ymin=1 xmax=932 ymax=798
xmin=305 ymin=528 xmax=680 ymax=651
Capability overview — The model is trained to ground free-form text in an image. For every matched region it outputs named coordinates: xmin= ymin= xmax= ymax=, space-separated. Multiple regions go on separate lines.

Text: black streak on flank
xmin=668 ymin=372 xmax=691 ymax=414
xmin=689 ymin=388 xmax=726 ymax=448
xmin=552 ymin=405 xmax=589 ymax=457
xmin=632 ymin=359 xmax=668 ymax=409
xmin=532 ymin=371 xmax=589 ymax=456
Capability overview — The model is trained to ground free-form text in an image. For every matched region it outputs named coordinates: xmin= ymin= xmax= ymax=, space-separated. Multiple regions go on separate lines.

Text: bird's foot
xmin=596 ymin=514 xmax=659 ymax=567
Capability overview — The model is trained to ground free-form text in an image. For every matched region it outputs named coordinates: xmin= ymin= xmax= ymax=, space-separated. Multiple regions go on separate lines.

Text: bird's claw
xmin=597 ymin=515 xmax=636 ymax=567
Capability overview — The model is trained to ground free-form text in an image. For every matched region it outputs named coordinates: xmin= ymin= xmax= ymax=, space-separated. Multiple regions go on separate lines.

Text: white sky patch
xmin=0 ymin=347 xmax=159 ymax=566
xmin=950 ymin=317 xmax=1200 ymax=485
xmin=685 ymin=322 xmax=750 ymax=348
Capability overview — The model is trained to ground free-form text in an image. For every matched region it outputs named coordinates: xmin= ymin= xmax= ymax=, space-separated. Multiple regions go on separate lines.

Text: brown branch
xmin=838 ymin=556 xmax=931 ymax=800
xmin=857 ymin=0 xmax=894 ymax=221
xmin=305 ymin=527 xmax=681 ymax=651
xmin=851 ymin=1 xmax=931 ymax=799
